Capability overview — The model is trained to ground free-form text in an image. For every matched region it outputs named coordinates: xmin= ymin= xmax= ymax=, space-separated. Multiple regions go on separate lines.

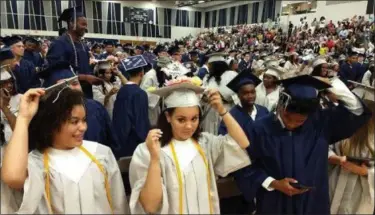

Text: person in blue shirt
xmin=218 ymin=71 xmax=268 ymax=214
xmin=3 ymin=36 xmax=41 ymax=94
xmin=339 ymin=51 xmax=359 ymax=89
xmin=112 ymin=55 xmax=150 ymax=158
xmin=23 ymin=37 xmax=44 ymax=68
xmin=46 ymin=6 xmax=102 ymax=99
xmin=235 ymin=75 xmax=371 ymax=214
xmin=38 ymin=61 xmax=120 ymax=152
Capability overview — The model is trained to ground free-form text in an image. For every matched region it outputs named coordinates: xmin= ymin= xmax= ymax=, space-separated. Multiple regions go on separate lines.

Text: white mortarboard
xmin=264 ymin=65 xmax=284 ymax=80
xmin=312 ymin=58 xmax=327 ymax=68
xmin=206 ymin=52 xmax=227 ymax=64
xmin=161 ymin=62 xmax=189 ymax=79
xmin=95 ymin=60 xmax=112 ymax=70
xmin=122 ymin=55 xmax=148 ymax=72
xmin=151 ymin=82 xmax=205 ymax=109
xmin=349 ymin=81 xmax=375 ymax=102
xmin=0 ymin=65 xmax=12 ymax=81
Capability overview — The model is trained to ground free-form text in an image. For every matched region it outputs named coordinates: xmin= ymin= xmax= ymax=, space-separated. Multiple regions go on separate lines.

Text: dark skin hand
xmin=270 ymin=178 xmax=309 ymax=197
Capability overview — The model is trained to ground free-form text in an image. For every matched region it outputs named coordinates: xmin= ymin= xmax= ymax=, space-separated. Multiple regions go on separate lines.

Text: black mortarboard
xmin=23 ymin=37 xmax=39 ymax=45
xmin=0 ymin=47 xmax=15 ymax=61
xmin=103 ymin=40 xmax=116 ymax=46
xmin=279 ymin=75 xmax=331 ymax=99
xmin=3 ymin=35 xmax=22 ymax=47
xmin=121 ymin=55 xmax=148 ymax=73
xmin=58 ymin=6 xmax=85 ymax=24
xmin=91 ymin=43 xmax=101 ymax=50
xmin=227 ymin=71 xmax=261 ymax=93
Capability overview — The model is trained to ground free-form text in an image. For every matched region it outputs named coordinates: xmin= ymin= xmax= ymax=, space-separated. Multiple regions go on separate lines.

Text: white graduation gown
xmin=1 ymin=146 xmax=24 ymax=214
xmin=1 ymin=94 xmax=21 ymax=143
xmin=255 ymin=83 xmax=280 ymax=112
xmin=329 ymin=138 xmax=374 ymax=214
xmin=129 ymin=133 xmax=251 ymax=214
xmin=13 ymin=141 xmax=129 ymax=214
xmin=201 ymin=70 xmax=237 ymax=134
xmin=140 ymin=69 xmax=161 ymax=126
xmin=93 ymin=78 xmax=121 ymax=119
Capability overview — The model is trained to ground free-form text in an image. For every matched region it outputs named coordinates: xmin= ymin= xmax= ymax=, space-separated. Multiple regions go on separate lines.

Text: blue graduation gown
xmin=112 ymin=84 xmax=150 ymax=158
xmin=23 ymin=50 xmax=44 ymax=68
xmin=218 ymin=104 xmax=269 ymax=135
xmin=338 ymin=62 xmax=356 ymax=83
xmin=12 ymin=59 xmax=41 ymax=93
xmin=84 ymin=99 xmax=120 ymax=150
xmin=238 ymin=60 xmax=250 ymax=72
xmin=46 ymin=34 xmax=94 ymax=98
xmin=235 ymin=102 xmax=371 ymax=214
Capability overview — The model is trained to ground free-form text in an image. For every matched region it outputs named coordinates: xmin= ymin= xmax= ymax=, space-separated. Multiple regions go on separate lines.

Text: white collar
xmin=238 ymin=103 xmax=258 ymax=120
xmin=125 ymin=81 xmax=137 ymax=85
xmin=48 ymin=141 xmax=98 ymax=183
xmin=162 ymin=138 xmax=198 ymax=171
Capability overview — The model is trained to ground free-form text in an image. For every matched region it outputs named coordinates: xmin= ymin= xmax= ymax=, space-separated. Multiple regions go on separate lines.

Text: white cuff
xmin=262 ymin=177 xmax=276 ymax=191
xmin=329 ymin=77 xmax=363 ymax=116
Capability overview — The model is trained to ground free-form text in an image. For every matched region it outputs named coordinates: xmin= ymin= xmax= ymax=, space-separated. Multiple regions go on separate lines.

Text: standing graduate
xmin=219 ymin=71 xmax=269 ymax=135
xmin=1 ymin=88 xmax=128 ymax=214
xmin=235 ymin=75 xmax=371 ymax=214
xmin=112 ymin=55 xmax=150 ymax=158
xmin=23 ymin=37 xmax=44 ymax=68
xmin=38 ymin=61 xmax=120 ymax=150
xmin=3 ymin=36 xmax=41 ymax=93
xmin=128 ymin=80 xmax=251 ymax=214
xmin=328 ymin=81 xmax=374 ymax=214
xmin=99 ymin=40 xmax=116 ymax=60
xmin=46 ymin=6 xmax=102 ymax=99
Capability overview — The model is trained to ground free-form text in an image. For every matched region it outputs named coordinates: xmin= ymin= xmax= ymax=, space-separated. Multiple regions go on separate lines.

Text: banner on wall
xmin=124 ymin=7 xmax=154 ymax=24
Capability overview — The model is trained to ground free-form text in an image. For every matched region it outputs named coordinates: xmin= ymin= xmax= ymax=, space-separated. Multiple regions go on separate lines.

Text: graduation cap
xmin=0 ymin=47 xmax=15 ymax=61
xmin=135 ymin=45 xmax=145 ymax=51
xmin=91 ymin=43 xmax=101 ymax=50
xmin=264 ymin=66 xmax=284 ymax=80
xmin=312 ymin=58 xmax=327 ymax=68
xmin=38 ymin=61 xmax=77 ymax=88
xmin=121 ymin=55 xmax=147 ymax=73
xmin=103 ymin=40 xmax=116 ymax=47
xmin=0 ymin=65 xmax=13 ymax=81
xmin=58 ymin=6 xmax=85 ymax=28
xmin=168 ymin=46 xmax=180 ymax=56
xmin=23 ymin=37 xmax=40 ymax=45
xmin=206 ymin=52 xmax=227 ymax=63
xmin=151 ymin=81 xmax=205 ymax=109
xmin=227 ymin=71 xmax=261 ymax=93
xmin=95 ymin=60 xmax=111 ymax=71
xmin=280 ymin=75 xmax=332 ymax=99
xmin=349 ymin=81 xmax=374 ymax=103
xmin=3 ymin=35 xmax=22 ymax=47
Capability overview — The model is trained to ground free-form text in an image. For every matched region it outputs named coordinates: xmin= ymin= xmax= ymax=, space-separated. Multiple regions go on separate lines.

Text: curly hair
xmin=28 ymin=88 xmax=85 ymax=152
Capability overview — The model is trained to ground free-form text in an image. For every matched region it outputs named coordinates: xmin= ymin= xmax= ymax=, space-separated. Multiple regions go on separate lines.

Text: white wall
xmin=279 ymin=0 xmax=369 ymax=27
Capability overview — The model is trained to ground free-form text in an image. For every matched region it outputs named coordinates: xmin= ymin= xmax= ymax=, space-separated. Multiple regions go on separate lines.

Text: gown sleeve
xmin=105 ymin=148 xmax=130 ymax=214
xmin=128 ymin=143 xmax=169 ymax=214
xmin=16 ymin=157 xmax=46 ymax=214
xmin=92 ymin=85 xmax=105 ymax=105
xmin=200 ymin=132 xmax=251 ymax=177
xmin=46 ymin=40 xmax=66 ymax=65
xmin=131 ymin=91 xmax=150 ymax=143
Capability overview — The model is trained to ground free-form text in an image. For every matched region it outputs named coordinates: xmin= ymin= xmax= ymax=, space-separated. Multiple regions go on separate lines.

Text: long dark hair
xmin=29 ymin=88 xmax=85 ymax=152
xmin=98 ymin=69 xmax=116 ymax=94
xmin=207 ymin=61 xmax=229 ymax=85
xmin=311 ymin=64 xmax=325 ymax=77
xmin=155 ymin=66 xmax=168 ymax=88
xmin=156 ymin=108 xmax=202 ymax=147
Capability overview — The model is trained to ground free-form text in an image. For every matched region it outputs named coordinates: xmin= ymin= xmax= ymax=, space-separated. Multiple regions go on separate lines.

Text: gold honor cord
xmin=43 ymin=146 xmax=114 ymax=214
xmin=169 ymin=140 xmax=213 ymax=214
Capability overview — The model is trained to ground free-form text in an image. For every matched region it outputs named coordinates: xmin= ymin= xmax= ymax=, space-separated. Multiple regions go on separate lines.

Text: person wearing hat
xmin=338 ymin=51 xmax=359 ymax=90
xmin=129 ymin=80 xmax=251 ymax=214
xmin=3 ymin=36 xmax=41 ymax=94
xmin=112 ymin=55 xmax=150 ymax=158
xmin=23 ymin=37 xmax=44 ymax=68
xmin=91 ymin=43 xmax=102 ymax=59
xmin=152 ymin=45 xmax=168 ymax=69
xmin=93 ymin=60 xmax=127 ymax=119
xmin=135 ymin=45 xmax=144 ymax=56
xmin=99 ymin=40 xmax=116 ymax=60
xmin=0 ymin=65 xmax=21 ymax=145
xmin=47 ymin=6 xmax=102 ymax=99
xmin=183 ymin=50 xmax=199 ymax=76
xmin=142 ymin=44 xmax=157 ymax=70
xmin=283 ymin=52 xmax=301 ymax=78
xmin=37 ymin=61 xmax=119 ymax=153
xmin=255 ymin=65 xmax=283 ymax=112
xmin=235 ymin=75 xmax=371 ymax=214
xmin=238 ymin=52 xmax=251 ymax=73
xmin=311 ymin=57 xmax=329 ymax=77
xmin=1 ymin=87 xmax=129 ymax=213
xmin=328 ymin=81 xmax=374 ymax=214
xmin=202 ymin=52 xmax=238 ymax=135
xmin=140 ymin=56 xmax=173 ymax=126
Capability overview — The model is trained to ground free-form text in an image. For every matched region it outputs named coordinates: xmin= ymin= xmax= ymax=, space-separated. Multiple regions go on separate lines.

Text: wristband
xmin=219 ymin=110 xmax=228 ymax=117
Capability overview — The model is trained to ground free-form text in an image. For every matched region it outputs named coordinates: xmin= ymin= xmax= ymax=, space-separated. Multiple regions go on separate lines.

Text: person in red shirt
xmin=326 ymin=36 xmax=335 ymax=51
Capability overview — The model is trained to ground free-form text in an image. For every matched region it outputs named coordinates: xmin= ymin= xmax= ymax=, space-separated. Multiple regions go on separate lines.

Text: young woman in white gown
xmin=1 ymin=88 xmax=129 ymax=214
xmin=129 ymin=80 xmax=251 ymax=214
xmin=328 ymin=81 xmax=374 ymax=214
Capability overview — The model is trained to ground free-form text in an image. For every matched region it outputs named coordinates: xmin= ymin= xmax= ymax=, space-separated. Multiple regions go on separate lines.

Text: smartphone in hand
xmin=290 ymin=183 xmax=315 ymax=190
